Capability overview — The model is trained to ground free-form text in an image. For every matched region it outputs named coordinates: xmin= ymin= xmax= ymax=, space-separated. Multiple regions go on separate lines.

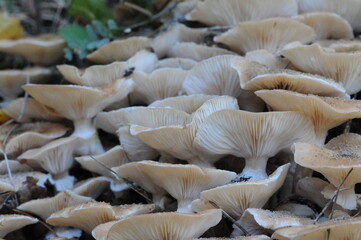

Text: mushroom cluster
xmin=1 ymin=0 xmax=361 ymax=239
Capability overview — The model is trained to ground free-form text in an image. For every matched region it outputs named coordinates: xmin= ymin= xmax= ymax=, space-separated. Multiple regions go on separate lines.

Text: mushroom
xmin=0 ymin=214 xmax=38 ymax=238
xmin=86 ymin=36 xmax=152 ymax=64
xmin=193 ymin=164 xmax=290 ymax=218
xmin=0 ymin=122 xmax=68 ymax=158
xmin=23 ymin=79 xmax=135 ymax=154
xmin=156 ymin=57 xmax=197 ymax=70
xmin=293 ymin=12 xmax=354 ymax=40
xmin=0 ymin=67 xmax=52 ymax=107
xmin=168 ymin=42 xmax=235 ymax=61
xmin=46 ymin=202 xmax=155 ymax=234
xmin=194 ymin=110 xmax=314 ymax=180
xmin=136 ymin=160 xmax=236 ymax=212
xmin=17 ymin=190 xmax=94 ymax=220
xmin=71 ymin=176 xmax=110 ymax=199
xmin=280 ymin=44 xmax=361 ymax=95
xmin=214 ymin=18 xmax=315 ymax=55
xmin=0 ymin=171 xmax=48 ymax=193
xmin=0 ymin=34 xmax=66 ymax=65
xmin=185 ymin=0 xmax=298 ymax=26
xmin=232 ymin=208 xmax=313 ymax=237
xmin=256 ymin=89 xmax=361 ymax=144
xmin=245 ymin=50 xmax=289 ymax=70
xmin=272 ymin=217 xmax=361 ymax=240
xmin=298 ymin=0 xmax=361 ymax=32
xmin=294 ymin=139 xmax=361 ymax=210
xmin=18 ymin=136 xmax=81 ymax=191
xmin=91 ymin=209 xmax=222 ymax=240
xmin=0 ymin=159 xmax=31 ymax=174
xmin=183 ymin=55 xmax=267 ymax=112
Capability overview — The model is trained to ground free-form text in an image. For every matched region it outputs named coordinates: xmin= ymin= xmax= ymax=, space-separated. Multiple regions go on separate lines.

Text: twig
xmin=208 ymin=201 xmax=249 ymax=236
xmin=314 ymin=168 xmax=353 ymax=222
xmin=124 ymin=2 xmax=153 ymax=18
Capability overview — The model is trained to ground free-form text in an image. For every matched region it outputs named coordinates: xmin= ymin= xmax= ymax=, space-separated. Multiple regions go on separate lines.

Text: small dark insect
xmin=124 ymin=67 xmax=135 ymax=77
xmin=231 ymin=176 xmax=251 ymax=183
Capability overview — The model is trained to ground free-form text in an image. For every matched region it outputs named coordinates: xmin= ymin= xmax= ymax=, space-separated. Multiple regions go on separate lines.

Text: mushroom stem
xmin=49 ymin=171 xmax=75 ymax=191
xmin=240 ymin=157 xmax=269 ymax=181
xmin=72 ymin=118 xmax=104 ymax=154
xmin=72 ymin=118 xmax=96 ymax=139
xmin=153 ymin=193 xmax=167 ymax=210
xmin=177 ymin=199 xmax=194 ymax=213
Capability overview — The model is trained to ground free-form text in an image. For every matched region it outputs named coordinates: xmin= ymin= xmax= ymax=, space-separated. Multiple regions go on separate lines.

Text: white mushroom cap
xmin=185 ymin=0 xmax=298 ymax=26
xmin=214 ymin=18 xmax=315 ymax=55
xmin=0 ymin=34 xmax=66 ymax=65
xmin=156 ymin=58 xmax=197 ymax=70
xmin=92 ymin=209 xmax=222 ymax=240
xmin=86 ymin=37 xmax=152 ymax=64
xmin=0 ymin=214 xmax=38 ymax=238
xmin=198 ymin=164 xmax=290 ymax=218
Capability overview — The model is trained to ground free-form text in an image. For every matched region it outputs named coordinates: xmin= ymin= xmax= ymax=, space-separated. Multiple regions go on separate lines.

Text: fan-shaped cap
xmin=256 ymin=89 xmax=361 ymax=143
xmin=57 ymin=62 xmax=128 ymax=87
xmin=168 ymin=42 xmax=235 ymax=61
xmin=137 ymin=160 xmax=236 ymax=212
xmin=23 ymin=79 xmax=134 ymax=120
xmin=0 ymin=34 xmax=66 ymax=65
xmin=0 ymin=67 xmax=52 ymax=102
xmin=298 ymin=0 xmax=361 ymax=32
xmin=95 ymin=106 xmax=190 ymax=134
xmin=214 ymin=18 xmax=314 ymax=55
xmin=75 ymin=146 xmax=128 ymax=177
xmin=294 ymin=141 xmax=361 ymax=210
xmin=0 ymin=160 xmax=31 ymax=174
xmin=280 ymin=44 xmax=361 ymax=94
xmin=71 ymin=176 xmax=110 ymax=199
xmin=295 ymin=177 xmax=329 ymax=208
xmin=130 ymin=96 xmax=239 ymax=167
xmin=86 ymin=37 xmax=152 ymax=64
xmin=156 ymin=58 xmax=197 ymax=70
xmin=235 ymin=209 xmax=313 ymax=236
xmin=92 ymin=209 xmax=222 ymax=240
xmin=198 ymin=164 xmax=289 ymax=218
xmin=0 ymin=214 xmax=38 ymax=238
xmin=194 ymin=110 xmax=314 ymax=179
xmin=0 ymin=122 xmax=68 ymax=158
xmin=186 ymin=0 xmax=297 ymax=26
xmin=152 ymin=23 xmax=207 ymax=58
xmin=272 ymin=217 xmax=361 ymax=240
xmin=243 ymin=70 xmax=347 ymax=98
xmin=245 ymin=50 xmax=289 ymax=70
xmin=130 ymin=68 xmax=188 ymax=105
xmin=47 ymin=202 xmax=155 ymax=234
xmin=17 ymin=190 xmax=94 ymax=220
xmin=326 ymin=40 xmax=361 ymax=53
xmin=293 ymin=12 xmax=353 ymax=40
xmin=3 ymin=98 xmax=62 ymax=122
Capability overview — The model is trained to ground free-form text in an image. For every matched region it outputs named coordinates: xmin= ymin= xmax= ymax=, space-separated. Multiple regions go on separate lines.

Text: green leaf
xmin=92 ymin=20 xmax=109 ymax=38
xmin=63 ymin=48 xmax=73 ymax=61
xmin=69 ymin=0 xmax=113 ymax=23
xmin=59 ymin=24 xmax=93 ymax=48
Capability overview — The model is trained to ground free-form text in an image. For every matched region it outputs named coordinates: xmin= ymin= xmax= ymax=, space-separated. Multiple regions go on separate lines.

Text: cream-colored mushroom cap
xmin=130 ymin=68 xmax=188 ymax=105
xmin=326 ymin=40 xmax=361 ymax=53
xmin=92 ymin=209 xmax=222 ymax=240
xmin=0 ymin=122 xmax=68 ymax=158
xmin=245 ymin=50 xmax=289 ymax=70
xmin=214 ymin=18 xmax=315 ymax=55
xmin=194 ymin=110 xmax=314 ymax=179
xmin=272 ymin=217 xmax=361 ymax=240
xmin=0 ymin=34 xmax=66 ymax=65
xmin=168 ymin=42 xmax=235 ymax=61
xmin=152 ymin=23 xmax=207 ymax=58
xmin=243 ymin=70 xmax=347 ymax=98
xmin=295 ymin=177 xmax=329 ymax=208
xmin=186 ymin=0 xmax=297 ymax=26
xmin=298 ymin=0 xmax=361 ymax=32
xmin=47 ymin=202 xmax=155 ymax=234
xmin=156 ymin=58 xmax=197 ymax=70
xmin=236 ymin=208 xmax=313 ymax=236
xmin=0 ymin=214 xmax=38 ymax=238
xmin=57 ymin=61 xmax=128 ymax=87
xmin=293 ymin=12 xmax=354 ymax=40
xmin=95 ymin=106 xmax=190 ymax=134
xmin=137 ymin=160 xmax=236 ymax=212
xmin=0 ymin=67 xmax=52 ymax=104
xmin=3 ymin=98 xmax=62 ymax=122
xmin=130 ymin=96 xmax=239 ymax=167
xmin=280 ymin=44 xmax=361 ymax=94
xmin=0 ymin=160 xmax=31 ymax=174
xmin=256 ymin=89 xmax=361 ymax=144
xmin=75 ymin=146 xmax=128 ymax=177
xmin=71 ymin=176 xmax=110 ymax=199
xmin=17 ymin=190 xmax=94 ymax=220
xmin=0 ymin=171 xmax=48 ymax=192
xmin=294 ymin=141 xmax=361 ymax=210
xmin=86 ymin=37 xmax=152 ymax=64
xmin=198 ymin=164 xmax=289 ymax=218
